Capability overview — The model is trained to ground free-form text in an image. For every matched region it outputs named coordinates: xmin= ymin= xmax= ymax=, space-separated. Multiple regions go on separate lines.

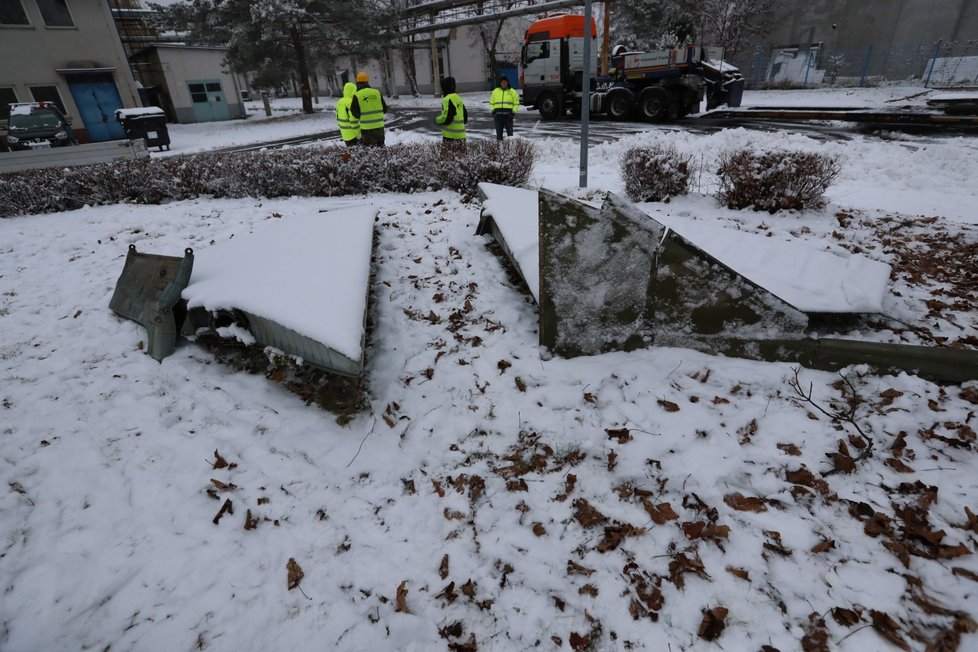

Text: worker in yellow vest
xmin=490 ymin=76 xmax=519 ymax=140
xmin=434 ymin=76 xmax=467 ymax=145
xmin=336 ymin=81 xmax=360 ymax=146
xmin=350 ymin=72 xmax=387 ymax=147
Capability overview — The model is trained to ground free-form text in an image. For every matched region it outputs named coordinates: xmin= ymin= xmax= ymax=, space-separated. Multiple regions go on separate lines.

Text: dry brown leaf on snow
xmin=952 ymin=567 xmax=978 ymax=583
xmin=810 ymin=539 xmax=835 ymax=553
xmin=726 ymin=566 xmax=750 ymax=581
xmin=532 ymin=522 xmax=547 ymax=536
xmin=826 ymin=440 xmax=856 ymax=474
xmin=642 ymin=500 xmax=679 ymax=524
xmin=447 ymin=634 xmax=477 ymax=652
xmin=212 ymin=498 xmax=233 ymax=525
xmin=436 ymin=581 xmax=457 ymax=603
xmin=870 ymin=610 xmax=911 ymax=651
xmin=657 ymin=399 xmax=680 ymax=412
xmin=596 ymin=523 xmax=646 ymax=553
xmin=212 ymin=449 xmax=229 ymax=469
xmin=605 ymin=427 xmax=632 ymax=443
xmin=461 ymin=579 xmax=477 ymax=598
xmin=886 ymin=457 xmax=915 ymax=473
xmin=439 ymin=554 xmax=449 ymax=580
xmin=959 ymin=507 xmax=978 ymax=534
xmin=724 ymin=493 xmax=768 ymax=512
xmin=801 ymin=613 xmax=829 ymax=652
xmin=698 ymin=607 xmax=728 ymax=641
xmin=243 ymin=509 xmax=259 ymax=530
xmin=738 ymin=418 xmax=758 ymax=444
xmin=831 ymin=607 xmax=862 ymax=627
xmin=514 ymin=376 xmax=527 ymax=392
xmin=960 ymin=386 xmax=978 ymax=404
xmin=287 ymin=558 xmax=304 ymax=590
xmin=777 ymin=443 xmax=801 ymax=456
xmin=395 ymin=580 xmax=410 ymax=613
xmin=210 ymin=478 xmax=237 ymax=492
xmin=567 ymin=560 xmax=595 ymax=576
xmin=573 ymin=499 xmax=609 ymax=528
xmin=762 ymin=530 xmax=793 ymax=557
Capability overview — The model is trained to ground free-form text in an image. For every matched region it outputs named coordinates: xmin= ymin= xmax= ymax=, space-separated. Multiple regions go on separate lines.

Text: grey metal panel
xmin=109 ymin=245 xmax=194 ymax=362
xmin=538 ymin=188 xmax=665 ymax=357
xmin=243 ymin=312 xmax=364 ymax=377
xmin=0 ymin=139 xmax=148 ymax=173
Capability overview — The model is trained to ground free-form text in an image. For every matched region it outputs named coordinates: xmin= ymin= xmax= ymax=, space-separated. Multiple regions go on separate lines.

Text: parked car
xmin=5 ymin=102 xmax=78 ymax=151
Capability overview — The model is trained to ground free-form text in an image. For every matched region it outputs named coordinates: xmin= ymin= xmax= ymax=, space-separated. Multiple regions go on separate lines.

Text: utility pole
xmin=579 ymin=0 xmax=592 ymax=188
xmin=600 ymin=0 xmax=611 ymax=76
xmin=430 ymin=18 xmax=442 ymax=97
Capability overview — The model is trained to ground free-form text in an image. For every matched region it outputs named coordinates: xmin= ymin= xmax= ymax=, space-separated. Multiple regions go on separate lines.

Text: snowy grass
xmin=1 ymin=119 xmax=977 ymax=651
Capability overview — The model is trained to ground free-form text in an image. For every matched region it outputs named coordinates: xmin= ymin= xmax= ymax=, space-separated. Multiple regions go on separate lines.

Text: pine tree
xmin=151 ymin=0 xmax=397 ymax=113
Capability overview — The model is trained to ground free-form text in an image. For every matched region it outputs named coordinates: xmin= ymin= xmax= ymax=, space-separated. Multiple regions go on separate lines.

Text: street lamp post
xmin=579 ymin=0 xmax=592 ymax=188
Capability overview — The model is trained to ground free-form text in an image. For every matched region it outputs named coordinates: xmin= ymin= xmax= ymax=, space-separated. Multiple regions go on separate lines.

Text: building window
xmin=0 ymin=0 xmax=31 ymax=25
xmin=36 ymin=0 xmax=74 ymax=27
xmin=0 ymin=88 xmax=19 ymax=121
xmin=30 ymin=85 xmax=66 ymax=111
xmin=188 ymin=83 xmax=208 ymax=103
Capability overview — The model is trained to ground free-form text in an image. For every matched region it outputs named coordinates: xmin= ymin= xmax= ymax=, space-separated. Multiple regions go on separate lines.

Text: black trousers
xmin=493 ymin=112 xmax=514 ymax=139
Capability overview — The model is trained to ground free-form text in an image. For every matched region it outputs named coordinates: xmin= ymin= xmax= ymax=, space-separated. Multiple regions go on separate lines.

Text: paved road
xmin=215 ymin=104 xmax=977 ymax=154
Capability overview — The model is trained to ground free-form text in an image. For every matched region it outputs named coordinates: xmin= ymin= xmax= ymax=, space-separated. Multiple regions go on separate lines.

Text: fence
xmin=743 ymin=39 xmax=978 ymax=89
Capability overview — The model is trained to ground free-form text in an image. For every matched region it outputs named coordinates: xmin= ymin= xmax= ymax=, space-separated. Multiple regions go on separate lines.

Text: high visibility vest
xmin=438 ymin=93 xmax=466 ymax=140
xmin=490 ymin=87 xmax=519 ymax=113
xmin=354 ymin=87 xmax=385 ymax=131
xmin=336 ymin=97 xmax=360 ymax=141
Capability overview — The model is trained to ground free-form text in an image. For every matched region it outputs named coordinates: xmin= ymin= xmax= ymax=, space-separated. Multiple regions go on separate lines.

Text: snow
xmin=115 ymin=107 xmax=166 ymax=119
xmin=2 ymin=87 xmax=977 ymax=651
xmin=181 ymin=204 xmax=375 ymax=361
xmin=9 ymin=104 xmax=32 ymax=116
xmin=652 ymin=214 xmax=892 ymax=313
xmin=479 ymin=182 xmax=540 ymax=301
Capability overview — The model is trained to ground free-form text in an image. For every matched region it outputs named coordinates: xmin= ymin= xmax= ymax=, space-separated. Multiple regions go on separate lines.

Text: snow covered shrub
xmin=620 ymin=145 xmax=692 ymax=202
xmin=716 ymin=149 xmax=841 ymax=212
xmin=431 ymin=139 xmax=536 ymax=194
xmin=0 ymin=141 xmax=536 ymax=218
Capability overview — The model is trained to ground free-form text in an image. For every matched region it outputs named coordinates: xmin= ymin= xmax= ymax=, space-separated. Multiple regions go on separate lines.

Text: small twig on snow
xmin=345 ymin=418 xmax=376 ymax=468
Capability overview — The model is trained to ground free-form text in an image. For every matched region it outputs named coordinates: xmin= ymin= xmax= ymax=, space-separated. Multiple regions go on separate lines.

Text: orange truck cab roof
xmin=525 ymin=14 xmax=597 ymax=41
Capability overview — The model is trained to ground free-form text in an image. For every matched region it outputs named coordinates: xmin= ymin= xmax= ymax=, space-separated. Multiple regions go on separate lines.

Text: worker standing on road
xmin=350 ymin=72 xmax=387 ymax=147
xmin=490 ymin=76 xmax=519 ymax=140
xmin=336 ymin=81 xmax=360 ymax=146
xmin=434 ymin=76 xmax=467 ymax=146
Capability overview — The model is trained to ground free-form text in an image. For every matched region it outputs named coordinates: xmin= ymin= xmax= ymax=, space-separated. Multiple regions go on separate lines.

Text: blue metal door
xmin=67 ymin=74 xmax=126 ymax=141
xmin=188 ymin=80 xmax=230 ymax=122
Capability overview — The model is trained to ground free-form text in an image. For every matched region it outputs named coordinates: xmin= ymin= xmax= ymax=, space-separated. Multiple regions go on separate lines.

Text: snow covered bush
xmin=620 ymin=145 xmax=692 ymax=202
xmin=0 ymin=142 xmax=537 ymax=218
xmin=429 ymin=139 xmax=537 ymax=195
xmin=716 ymin=149 xmax=841 ymax=212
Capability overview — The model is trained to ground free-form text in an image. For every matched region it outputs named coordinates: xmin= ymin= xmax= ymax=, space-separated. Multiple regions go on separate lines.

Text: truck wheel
xmin=606 ymin=90 xmax=633 ymax=120
xmin=638 ymin=88 xmax=667 ymax=122
xmin=537 ymin=93 xmax=561 ymax=120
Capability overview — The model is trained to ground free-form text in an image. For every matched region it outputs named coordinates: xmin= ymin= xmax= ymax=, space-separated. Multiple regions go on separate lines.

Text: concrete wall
xmin=0 ymin=0 xmax=141 ymax=136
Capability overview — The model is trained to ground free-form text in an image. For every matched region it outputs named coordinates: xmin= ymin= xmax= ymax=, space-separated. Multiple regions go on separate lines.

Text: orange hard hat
xmin=356 ymin=72 xmax=369 ymax=83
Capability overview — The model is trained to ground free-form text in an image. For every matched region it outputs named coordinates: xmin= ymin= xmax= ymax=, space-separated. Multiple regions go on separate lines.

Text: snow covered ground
xmin=2 ymin=89 xmax=978 ymax=651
